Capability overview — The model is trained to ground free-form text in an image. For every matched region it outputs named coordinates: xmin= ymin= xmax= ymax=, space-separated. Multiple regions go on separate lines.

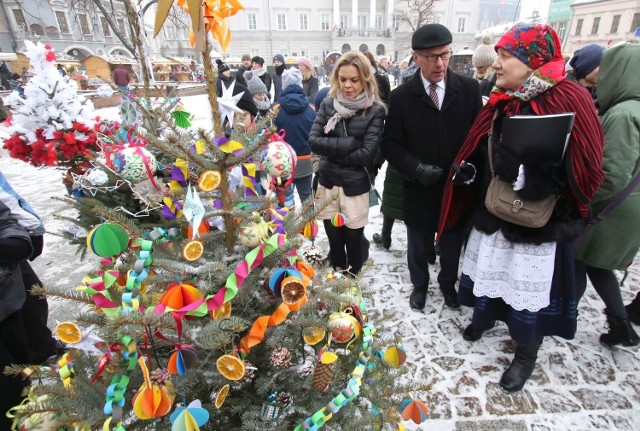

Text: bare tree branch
xmin=397 ymin=0 xmax=440 ymax=32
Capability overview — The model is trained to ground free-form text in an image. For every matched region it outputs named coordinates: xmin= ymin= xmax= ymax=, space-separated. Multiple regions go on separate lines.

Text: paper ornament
xmin=170 ymin=399 xmax=209 ymax=431
xmin=238 ymin=219 xmax=270 ymax=248
xmin=159 ymin=282 xmax=204 ymax=310
xmin=172 ymin=109 xmax=192 ymax=128
xmin=167 ymin=346 xmax=199 ymax=376
xmin=268 ymin=268 xmax=303 ymax=297
xmin=328 ymin=312 xmax=361 ymax=344
xmin=113 ymin=146 xmax=157 ymax=183
xmin=260 ymin=140 xmax=297 ymax=178
xmin=182 ymin=185 xmax=206 ymax=240
xmin=383 ymin=346 xmax=407 ymax=368
xmin=132 ymin=358 xmax=175 ymax=419
xmin=331 ymin=213 xmax=347 ymax=227
xmin=301 ymin=220 xmax=319 ymax=239
xmin=86 ymin=223 xmax=129 ymax=257
xmin=400 ymin=399 xmax=429 ymax=424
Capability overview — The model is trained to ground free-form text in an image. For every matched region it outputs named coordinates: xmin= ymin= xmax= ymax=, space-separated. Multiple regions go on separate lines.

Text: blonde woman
xmin=297 ymin=57 xmax=319 ymax=103
xmin=309 ymin=51 xmax=387 ymax=275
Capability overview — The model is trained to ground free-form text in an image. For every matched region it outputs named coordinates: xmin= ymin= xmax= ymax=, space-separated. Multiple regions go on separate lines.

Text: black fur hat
xmin=215 ymin=59 xmax=230 ymax=74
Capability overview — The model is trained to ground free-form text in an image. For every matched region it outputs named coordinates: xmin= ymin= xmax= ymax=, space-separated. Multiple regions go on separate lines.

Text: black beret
xmin=251 ymin=56 xmax=264 ymax=66
xmin=412 ymin=24 xmax=453 ymax=50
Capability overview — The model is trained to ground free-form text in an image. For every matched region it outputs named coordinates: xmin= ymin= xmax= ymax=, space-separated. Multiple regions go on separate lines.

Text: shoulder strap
xmin=590 ymin=171 xmax=640 ymax=226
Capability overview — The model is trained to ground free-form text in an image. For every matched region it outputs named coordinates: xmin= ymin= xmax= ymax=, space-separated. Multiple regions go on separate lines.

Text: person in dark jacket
xmin=235 ymin=54 xmax=252 ymax=86
xmin=215 ymin=59 xmax=235 ymax=95
xmin=0 ymin=195 xmax=33 ymax=430
xmin=274 ymin=68 xmax=317 ymax=204
xmin=382 ymin=23 xmax=482 ymax=310
xmin=272 ymin=53 xmax=286 ymax=102
xmin=244 ymin=71 xmax=272 ymax=120
xmin=251 ymin=56 xmax=272 ymax=98
xmin=309 ymin=51 xmax=387 ymax=276
xmin=363 ymin=51 xmax=390 ymax=105
xmin=297 ymin=57 xmax=319 ymax=103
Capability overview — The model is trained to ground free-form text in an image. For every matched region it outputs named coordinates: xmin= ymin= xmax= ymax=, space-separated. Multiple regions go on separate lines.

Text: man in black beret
xmin=382 ymin=23 xmax=483 ymax=312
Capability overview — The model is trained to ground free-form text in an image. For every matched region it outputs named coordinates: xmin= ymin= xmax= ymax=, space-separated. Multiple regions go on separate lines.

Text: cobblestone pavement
xmin=2 ymin=153 xmax=639 ymax=431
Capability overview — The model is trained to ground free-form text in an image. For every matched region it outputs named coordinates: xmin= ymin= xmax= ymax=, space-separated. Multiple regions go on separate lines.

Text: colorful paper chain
xmin=294 ymin=304 xmax=376 ymax=430
xmin=103 ymin=238 xmax=153 ymax=430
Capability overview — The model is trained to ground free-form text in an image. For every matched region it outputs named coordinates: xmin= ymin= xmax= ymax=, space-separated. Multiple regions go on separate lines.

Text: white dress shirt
xmin=420 ymin=74 xmax=446 ymax=109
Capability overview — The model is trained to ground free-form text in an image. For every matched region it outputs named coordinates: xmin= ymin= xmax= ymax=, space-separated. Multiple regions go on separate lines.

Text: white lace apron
xmin=462 ymin=228 xmax=556 ymax=312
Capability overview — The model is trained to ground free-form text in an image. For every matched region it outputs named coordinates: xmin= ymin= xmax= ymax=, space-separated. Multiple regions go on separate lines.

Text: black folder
xmin=501 ymin=113 xmax=576 ymax=161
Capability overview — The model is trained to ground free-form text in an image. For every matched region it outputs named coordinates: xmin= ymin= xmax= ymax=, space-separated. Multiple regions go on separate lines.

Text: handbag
xmin=369 ymin=187 xmax=381 ymax=207
xmin=484 ymin=130 xmax=559 ymax=228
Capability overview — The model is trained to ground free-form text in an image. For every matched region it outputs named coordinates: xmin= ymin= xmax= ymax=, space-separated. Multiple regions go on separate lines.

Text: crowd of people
xmin=212 ymin=22 xmax=639 ymax=396
xmin=1 ymin=21 xmax=638 ymax=425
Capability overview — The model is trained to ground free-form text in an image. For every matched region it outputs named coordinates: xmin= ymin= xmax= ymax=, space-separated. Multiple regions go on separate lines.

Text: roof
xmin=56 ymin=52 xmax=81 ymax=64
xmin=91 ymin=54 xmax=138 ymax=65
xmin=0 ymin=53 xmax=18 ymax=61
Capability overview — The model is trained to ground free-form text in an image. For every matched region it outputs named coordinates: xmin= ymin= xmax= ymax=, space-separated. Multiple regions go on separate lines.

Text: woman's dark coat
xmin=309 ymin=96 xmax=386 ymax=197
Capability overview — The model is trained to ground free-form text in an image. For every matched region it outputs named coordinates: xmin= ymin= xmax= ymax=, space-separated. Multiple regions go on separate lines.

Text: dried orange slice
xmin=216 ymin=354 xmax=246 ymax=381
xmin=198 ymin=170 xmax=222 ymax=192
xmin=182 ymin=240 xmax=204 ymax=261
xmin=213 ymin=384 xmax=230 ymax=409
xmin=56 ymin=321 xmax=83 ymax=344
xmin=303 ymin=326 xmax=326 ymax=345
xmin=281 ymin=277 xmax=306 ymax=305
xmin=211 ymin=301 xmax=232 ymax=319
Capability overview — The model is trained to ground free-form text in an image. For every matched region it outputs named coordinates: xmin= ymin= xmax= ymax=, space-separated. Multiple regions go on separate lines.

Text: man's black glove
xmin=415 ymin=164 xmax=444 ymax=187
xmin=29 ymin=235 xmax=44 ymax=261
xmin=451 ymin=162 xmax=476 ymax=185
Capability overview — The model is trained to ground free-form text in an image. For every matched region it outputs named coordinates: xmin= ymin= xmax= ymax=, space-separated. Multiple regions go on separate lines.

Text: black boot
xmin=625 ymin=292 xmax=640 ymax=326
xmin=409 ymin=282 xmax=429 ymax=311
xmin=600 ymin=310 xmax=640 ymax=347
xmin=372 ymin=216 xmax=394 ymax=249
xmin=499 ymin=338 xmax=542 ymax=393
xmin=323 ymin=220 xmax=346 ymax=270
xmin=440 ymin=285 xmax=460 ymax=309
xmin=463 ymin=321 xmax=496 ymax=342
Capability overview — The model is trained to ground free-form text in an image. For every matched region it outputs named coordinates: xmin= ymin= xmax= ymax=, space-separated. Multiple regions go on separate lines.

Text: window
xmin=321 ymin=14 xmax=330 ymax=30
xmin=78 ymin=13 xmax=91 ymax=35
xmin=300 ymin=50 xmax=307 ymax=57
xmin=358 ymin=15 xmax=367 ymax=29
xmin=558 ymin=21 xmax=566 ymax=40
xmin=55 ymin=11 xmax=69 ymax=33
xmin=631 ymin=13 xmax=640 ymax=31
xmin=101 ymin=17 xmax=111 ymax=36
xmin=575 ymin=18 xmax=583 ymax=35
xmin=609 ymin=15 xmax=620 ymax=33
xmin=165 ymin=25 xmax=177 ymax=39
xmin=457 ymin=16 xmax=466 ymax=33
xmin=299 ymin=14 xmax=308 ymax=30
xmin=12 ymin=9 xmax=26 ymax=29
xmin=340 ymin=14 xmax=348 ymax=29
xmin=376 ymin=15 xmax=383 ymax=29
xmin=277 ymin=13 xmax=287 ymax=30
xmin=247 ymin=13 xmax=256 ymax=30
xmin=117 ymin=18 xmax=127 ymax=37
xmin=591 ymin=17 xmax=600 ymax=34
xmin=392 ymin=15 xmax=401 ymax=32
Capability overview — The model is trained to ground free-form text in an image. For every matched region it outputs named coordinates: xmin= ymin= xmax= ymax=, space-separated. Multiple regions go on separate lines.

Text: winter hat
xmin=215 ymin=59 xmax=230 ymax=74
xmin=472 ymin=35 xmax=497 ymax=67
xmin=244 ymin=70 xmax=268 ymax=95
xmin=569 ymin=44 xmax=605 ymax=79
xmin=297 ymin=57 xmax=313 ymax=70
xmin=412 ymin=24 xmax=452 ymax=50
xmin=495 ymin=23 xmax=561 ymax=70
xmin=273 ymin=54 xmax=285 ymax=64
xmin=241 ymin=54 xmax=252 ymax=61
xmin=251 ymin=56 xmax=265 ymax=66
xmin=282 ymin=68 xmax=303 ymax=89
xmin=233 ymin=83 xmax=258 ymax=118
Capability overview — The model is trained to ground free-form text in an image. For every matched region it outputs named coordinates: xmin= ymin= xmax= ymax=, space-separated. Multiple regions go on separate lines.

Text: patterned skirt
xmin=459 ymin=237 xmax=578 ymax=346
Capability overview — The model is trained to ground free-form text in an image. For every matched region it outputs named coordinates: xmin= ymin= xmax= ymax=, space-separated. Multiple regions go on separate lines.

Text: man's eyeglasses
xmin=415 ymin=50 xmax=453 ymax=63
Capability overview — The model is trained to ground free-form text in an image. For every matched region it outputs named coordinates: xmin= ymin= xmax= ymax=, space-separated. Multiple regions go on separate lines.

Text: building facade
xmin=565 ymin=0 xmax=640 ymax=53
xmin=548 ymin=0 xmax=575 ymax=46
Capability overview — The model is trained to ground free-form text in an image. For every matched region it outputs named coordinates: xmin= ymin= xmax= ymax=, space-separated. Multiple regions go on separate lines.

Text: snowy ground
xmin=1 ymin=94 xmax=639 ymax=431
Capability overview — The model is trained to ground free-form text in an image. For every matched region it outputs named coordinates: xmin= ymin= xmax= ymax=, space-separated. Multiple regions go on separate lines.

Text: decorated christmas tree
xmin=4 ymin=1 xmax=429 ymax=430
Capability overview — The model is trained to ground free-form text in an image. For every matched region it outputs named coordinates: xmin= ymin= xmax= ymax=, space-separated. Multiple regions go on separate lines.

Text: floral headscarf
xmin=489 ymin=23 xmax=566 ymax=106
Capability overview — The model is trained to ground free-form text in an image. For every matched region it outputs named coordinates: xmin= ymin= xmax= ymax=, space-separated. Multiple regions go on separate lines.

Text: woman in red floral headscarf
xmin=438 ymin=23 xmax=605 ymax=393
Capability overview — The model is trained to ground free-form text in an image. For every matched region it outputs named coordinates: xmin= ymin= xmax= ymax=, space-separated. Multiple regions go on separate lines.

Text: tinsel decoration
xmin=311 ymin=362 xmax=335 ymax=392
xmin=302 ymin=245 xmax=326 ymax=266
xmin=270 ymin=347 xmax=292 ymax=369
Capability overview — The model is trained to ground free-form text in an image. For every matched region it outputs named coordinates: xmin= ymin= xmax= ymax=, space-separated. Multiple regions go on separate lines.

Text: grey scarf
xmin=254 ymin=98 xmax=271 ymax=111
xmin=253 ymin=65 xmax=267 ymax=77
xmin=323 ymin=91 xmax=375 ymax=134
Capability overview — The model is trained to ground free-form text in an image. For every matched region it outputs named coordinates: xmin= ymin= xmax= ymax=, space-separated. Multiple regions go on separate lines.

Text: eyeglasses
xmin=415 ymin=50 xmax=453 ymax=63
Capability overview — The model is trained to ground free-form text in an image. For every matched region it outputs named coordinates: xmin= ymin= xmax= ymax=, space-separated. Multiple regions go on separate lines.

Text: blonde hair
xmin=329 ymin=51 xmax=386 ymax=112
xmin=300 ymin=65 xmax=316 ymax=80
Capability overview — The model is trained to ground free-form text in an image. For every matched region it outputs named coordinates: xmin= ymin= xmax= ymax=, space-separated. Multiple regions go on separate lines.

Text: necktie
xmin=429 ymin=83 xmax=440 ymax=110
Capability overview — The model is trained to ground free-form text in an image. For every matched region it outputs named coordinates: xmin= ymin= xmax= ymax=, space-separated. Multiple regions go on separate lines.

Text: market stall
xmin=10 ymin=52 xmax=81 ymax=78
xmin=149 ymin=56 xmax=181 ymax=82
xmin=82 ymin=54 xmax=138 ymax=82
xmin=168 ymin=57 xmax=198 ymax=81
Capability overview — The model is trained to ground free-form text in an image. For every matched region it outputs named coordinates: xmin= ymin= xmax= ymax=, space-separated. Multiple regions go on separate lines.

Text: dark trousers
xmin=407 ymin=226 xmax=465 ymax=289
xmin=1 ymin=311 xmax=30 ymax=431
xmin=19 ymin=261 xmax=56 ymax=364
xmin=294 ymin=175 xmax=313 ymax=205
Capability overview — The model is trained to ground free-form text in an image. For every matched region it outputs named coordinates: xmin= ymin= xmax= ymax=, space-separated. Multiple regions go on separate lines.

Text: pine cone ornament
xmin=150 ymin=368 xmax=171 ymax=385
xmin=312 ymin=362 xmax=335 ymax=392
xmin=302 ymin=245 xmax=325 ymax=266
xmin=277 ymin=392 xmax=293 ymax=407
xmin=232 ymin=362 xmax=257 ymax=389
xmin=297 ymin=361 xmax=314 ymax=378
xmin=270 ymin=347 xmax=292 ymax=369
